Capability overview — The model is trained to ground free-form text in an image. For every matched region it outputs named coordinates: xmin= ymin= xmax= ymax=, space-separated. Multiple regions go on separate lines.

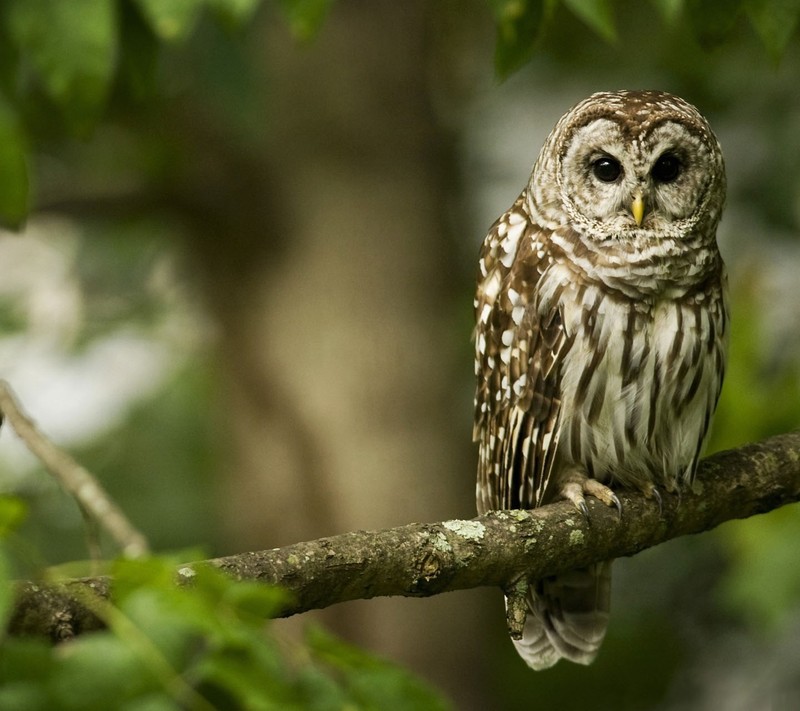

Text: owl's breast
xmin=549 ymin=224 xmax=722 ymax=300
xmin=551 ymin=275 xmax=727 ymax=491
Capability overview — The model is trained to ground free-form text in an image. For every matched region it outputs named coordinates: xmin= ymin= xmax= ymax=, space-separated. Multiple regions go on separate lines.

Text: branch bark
xmin=9 ymin=431 xmax=800 ymax=640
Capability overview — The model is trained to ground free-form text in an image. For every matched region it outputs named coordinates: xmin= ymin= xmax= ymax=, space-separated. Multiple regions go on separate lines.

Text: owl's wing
xmin=474 ymin=195 xmax=570 ymax=513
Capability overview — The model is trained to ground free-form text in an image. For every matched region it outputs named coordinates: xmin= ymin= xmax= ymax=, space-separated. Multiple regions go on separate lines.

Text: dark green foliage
xmin=276 ymin=0 xmax=335 ymax=41
xmin=0 ymin=0 xmax=796 ymax=226
xmin=490 ymin=0 xmax=554 ymax=79
xmin=488 ymin=0 xmax=800 ymax=77
xmin=563 ymin=0 xmax=617 ymax=41
xmin=0 ymin=500 xmax=450 ymax=710
xmin=5 ymin=0 xmax=116 ymax=134
xmin=745 ymin=0 xmax=800 ymax=60
xmin=684 ymin=0 xmax=743 ymax=48
xmin=0 ymin=0 xmax=260 ymax=227
xmin=0 ymin=98 xmax=28 ymax=229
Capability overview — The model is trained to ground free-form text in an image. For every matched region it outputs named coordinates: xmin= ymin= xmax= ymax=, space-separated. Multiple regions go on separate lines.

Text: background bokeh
xmin=1 ymin=2 xmax=799 ymax=708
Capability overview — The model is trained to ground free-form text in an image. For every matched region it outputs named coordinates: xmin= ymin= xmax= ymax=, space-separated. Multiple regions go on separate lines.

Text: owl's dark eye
xmin=652 ymin=153 xmax=681 ymax=183
xmin=592 ymin=156 xmax=622 ymax=183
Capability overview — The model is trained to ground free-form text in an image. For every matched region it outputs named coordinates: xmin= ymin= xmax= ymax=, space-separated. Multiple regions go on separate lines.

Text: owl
xmin=473 ymin=90 xmax=728 ymax=670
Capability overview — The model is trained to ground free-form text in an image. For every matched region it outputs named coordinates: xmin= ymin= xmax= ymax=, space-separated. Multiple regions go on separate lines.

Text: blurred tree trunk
xmin=167 ymin=2 xmax=489 ymax=706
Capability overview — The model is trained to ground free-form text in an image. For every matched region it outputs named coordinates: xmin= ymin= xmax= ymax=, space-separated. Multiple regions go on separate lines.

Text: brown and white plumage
xmin=473 ymin=90 xmax=728 ymax=670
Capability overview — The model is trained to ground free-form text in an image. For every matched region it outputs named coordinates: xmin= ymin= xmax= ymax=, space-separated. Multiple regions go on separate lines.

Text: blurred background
xmin=1 ymin=1 xmax=799 ymax=708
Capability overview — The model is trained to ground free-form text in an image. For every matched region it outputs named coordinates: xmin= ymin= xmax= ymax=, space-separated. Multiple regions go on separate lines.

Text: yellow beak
xmin=631 ymin=191 xmax=645 ymax=226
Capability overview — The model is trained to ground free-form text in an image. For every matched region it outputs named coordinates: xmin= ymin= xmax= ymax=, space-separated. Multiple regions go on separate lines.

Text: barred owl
xmin=473 ymin=90 xmax=728 ymax=670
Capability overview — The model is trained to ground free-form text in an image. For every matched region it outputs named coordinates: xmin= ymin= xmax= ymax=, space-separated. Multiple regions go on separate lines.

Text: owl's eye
xmin=592 ymin=156 xmax=622 ymax=183
xmin=652 ymin=153 xmax=681 ymax=183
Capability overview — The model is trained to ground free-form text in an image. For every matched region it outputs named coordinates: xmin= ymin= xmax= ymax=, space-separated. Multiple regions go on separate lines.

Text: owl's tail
xmin=509 ymin=561 xmax=612 ymax=670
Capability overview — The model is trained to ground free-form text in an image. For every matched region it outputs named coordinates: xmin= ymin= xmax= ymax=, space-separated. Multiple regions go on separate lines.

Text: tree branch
xmin=0 ymin=381 xmax=149 ymax=559
xmin=9 ymin=431 xmax=800 ymax=640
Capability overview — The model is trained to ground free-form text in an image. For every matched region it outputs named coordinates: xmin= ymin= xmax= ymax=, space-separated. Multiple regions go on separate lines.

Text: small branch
xmin=8 ymin=431 xmax=800 ymax=640
xmin=0 ymin=380 xmax=149 ymax=558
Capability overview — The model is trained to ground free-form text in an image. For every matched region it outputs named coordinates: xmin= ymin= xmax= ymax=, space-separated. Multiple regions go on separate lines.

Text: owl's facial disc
xmin=559 ymin=117 xmax=716 ymax=239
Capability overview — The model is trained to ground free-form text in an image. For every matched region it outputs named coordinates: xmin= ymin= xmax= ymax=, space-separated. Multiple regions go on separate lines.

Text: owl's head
xmin=529 ymin=90 xmax=726 ymax=243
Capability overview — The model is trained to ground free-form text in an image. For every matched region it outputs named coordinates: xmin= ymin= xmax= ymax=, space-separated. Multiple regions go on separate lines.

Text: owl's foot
xmin=559 ymin=471 xmax=622 ymax=519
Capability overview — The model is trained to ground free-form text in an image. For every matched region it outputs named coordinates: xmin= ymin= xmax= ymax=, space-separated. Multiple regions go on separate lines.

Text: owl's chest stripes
xmin=555 ymin=281 xmax=724 ymax=489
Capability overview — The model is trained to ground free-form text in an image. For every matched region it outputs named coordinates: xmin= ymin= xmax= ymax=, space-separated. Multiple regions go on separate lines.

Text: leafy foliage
xmin=0 ymin=499 xmax=450 ymax=710
xmin=683 ymin=0 xmax=743 ymax=48
xmin=745 ymin=0 xmax=800 ymax=60
xmin=562 ymin=0 xmax=617 ymax=42
xmin=0 ymin=98 xmax=28 ymax=230
xmin=490 ymin=0 xmax=555 ymax=79
xmin=276 ymin=0 xmax=335 ymax=41
xmin=0 ymin=0 xmax=797 ymax=225
xmin=0 ymin=0 xmax=260 ymax=228
xmin=5 ymin=0 xmax=116 ymax=134
xmin=489 ymin=0 xmax=800 ymax=76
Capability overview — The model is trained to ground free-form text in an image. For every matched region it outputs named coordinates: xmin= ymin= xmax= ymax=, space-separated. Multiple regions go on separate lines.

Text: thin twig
xmin=0 ymin=380 xmax=149 ymax=558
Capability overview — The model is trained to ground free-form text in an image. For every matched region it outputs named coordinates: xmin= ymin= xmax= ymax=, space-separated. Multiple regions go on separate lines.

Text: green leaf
xmin=491 ymin=0 xmax=553 ymax=79
xmin=0 ymin=501 xmax=27 ymax=630
xmin=0 ymin=104 xmax=28 ymax=229
xmin=50 ymin=634 xmax=158 ymax=708
xmin=208 ymin=0 xmax=262 ymax=29
xmin=118 ymin=696 xmax=179 ymax=711
xmin=133 ymin=0 xmax=206 ymax=43
xmin=0 ymin=685 xmax=51 ymax=711
xmin=277 ymin=0 xmax=335 ymax=41
xmin=194 ymin=650 xmax=299 ymax=711
xmin=0 ymin=547 xmax=456 ymax=709
xmin=0 ymin=547 xmax=15 ymax=629
xmin=685 ymin=0 xmax=742 ymax=47
xmin=118 ymin=587 xmax=209 ymax=668
xmin=0 ymin=15 xmax=21 ymax=100
xmin=563 ymin=0 xmax=617 ymax=41
xmin=112 ymin=556 xmax=184 ymax=603
xmin=0 ymin=495 xmax=27 ymax=537
xmin=306 ymin=626 xmax=452 ymax=711
xmin=650 ymin=0 xmax=684 ymax=24
xmin=0 ymin=638 xmax=54 ymax=710
xmin=219 ymin=576 xmax=289 ymax=622
xmin=118 ymin=0 xmax=161 ymax=101
xmin=5 ymin=0 xmax=116 ymax=134
xmin=745 ymin=0 xmax=800 ymax=61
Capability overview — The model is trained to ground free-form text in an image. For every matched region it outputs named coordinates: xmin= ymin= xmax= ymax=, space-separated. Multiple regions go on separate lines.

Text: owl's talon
xmin=582 ymin=477 xmax=620 ymax=514
xmin=609 ymin=492 xmax=623 ymax=517
xmin=560 ymin=481 xmax=588 ymax=517
xmin=560 ymin=474 xmax=620 ymax=519
xmin=649 ymin=487 xmax=663 ymax=515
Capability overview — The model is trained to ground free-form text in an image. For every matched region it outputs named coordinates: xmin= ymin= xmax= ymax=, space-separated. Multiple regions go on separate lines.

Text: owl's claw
xmin=560 ymin=474 xmax=621 ymax=520
xmin=609 ymin=492 xmax=623 ymax=516
xmin=649 ymin=486 xmax=663 ymax=515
